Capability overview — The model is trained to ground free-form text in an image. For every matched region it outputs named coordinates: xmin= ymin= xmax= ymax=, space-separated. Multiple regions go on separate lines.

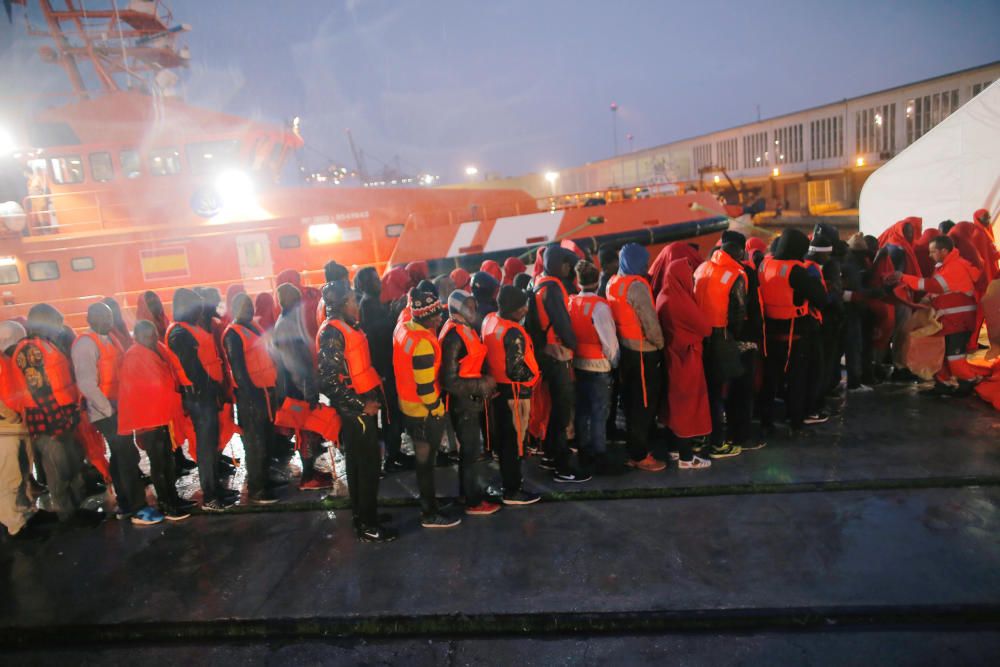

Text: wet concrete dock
xmin=2 ymin=383 xmax=999 ymax=664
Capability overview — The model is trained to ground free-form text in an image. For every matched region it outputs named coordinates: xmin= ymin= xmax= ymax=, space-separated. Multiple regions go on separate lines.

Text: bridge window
xmin=50 ymin=156 xmax=84 ymax=184
xmin=89 ymin=152 xmax=114 ymax=182
xmin=149 ymin=148 xmax=182 ymax=176
xmin=27 ymin=261 xmax=60 ymax=282
xmin=120 ymin=150 xmax=141 ymax=179
xmin=0 ymin=264 xmax=19 ymax=285
xmin=278 ymin=234 xmax=300 ymax=249
xmin=70 ymin=257 xmax=94 ymax=272
xmin=385 ymin=223 xmax=404 ymax=237
xmin=187 ymin=139 xmax=242 ymax=175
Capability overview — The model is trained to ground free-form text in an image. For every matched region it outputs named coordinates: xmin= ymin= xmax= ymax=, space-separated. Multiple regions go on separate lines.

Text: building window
xmin=278 ymin=234 xmax=300 ymax=249
xmin=810 ymin=116 xmax=843 ymax=160
xmin=49 ymin=156 xmax=84 ymax=184
xmin=149 ymin=148 xmax=183 ymax=176
xmin=120 ymin=150 xmax=141 ymax=179
xmin=89 ymin=152 xmax=114 ymax=182
xmin=714 ymin=138 xmax=738 ymax=171
xmin=187 ymin=139 xmax=242 ymax=175
xmin=0 ymin=265 xmax=19 ymax=285
xmin=692 ymin=144 xmax=712 ymax=172
xmin=773 ymin=123 xmax=803 ymax=164
xmin=972 ymin=81 xmax=992 ymax=97
xmin=906 ymin=90 xmax=957 ymax=145
xmin=70 ymin=257 xmax=94 ymax=271
xmin=27 ymin=261 xmax=60 ymax=282
xmin=742 ymin=131 xmax=768 ymax=169
xmin=855 ymin=103 xmax=895 ymax=156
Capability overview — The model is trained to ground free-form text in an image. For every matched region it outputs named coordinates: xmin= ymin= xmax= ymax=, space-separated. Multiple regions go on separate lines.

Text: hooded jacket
xmin=439 ymin=292 xmax=493 ymax=412
xmin=763 ymin=229 xmax=827 ymax=334
xmin=526 ymin=245 xmax=578 ymax=358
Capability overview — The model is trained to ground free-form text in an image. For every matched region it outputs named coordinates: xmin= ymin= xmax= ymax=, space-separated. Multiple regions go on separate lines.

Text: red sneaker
xmin=626 ymin=454 xmax=667 ymax=472
xmin=465 ymin=501 xmax=502 ymax=516
xmin=299 ymin=473 xmax=334 ymax=490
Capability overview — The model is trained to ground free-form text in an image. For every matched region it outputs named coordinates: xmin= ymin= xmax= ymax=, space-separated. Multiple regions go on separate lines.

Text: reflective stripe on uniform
xmin=937 ymin=305 xmax=977 ymax=316
xmin=934 ymin=274 xmax=949 ymax=291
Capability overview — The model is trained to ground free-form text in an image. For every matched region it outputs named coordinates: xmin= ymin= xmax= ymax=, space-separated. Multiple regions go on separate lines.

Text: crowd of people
xmin=0 ymin=208 xmax=996 ymax=543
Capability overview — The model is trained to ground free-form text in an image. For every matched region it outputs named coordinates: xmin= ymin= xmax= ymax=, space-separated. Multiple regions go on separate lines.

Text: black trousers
xmin=451 ymin=408 xmax=490 ymax=506
xmin=491 ymin=395 xmax=525 ymax=495
xmin=620 ymin=348 xmax=663 ymax=461
xmin=725 ymin=350 xmax=757 ymax=446
xmin=183 ymin=393 xmax=220 ymax=503
xmin=235 ymin=388 xmax=273 ymax=497
xmin=404 ymin=414 xmax=446 ymax=515
xmin=702 ymin=345 xmax=727 ymax=449
xmin=380 ymin=380 xmax=404 ymax=461
xmin=806 ymin=326 xmax=828 ymax=415
xmin=538 ymin=354 xmax=574 ymax=474
xmin=94 ymin=413 xmax=146 ymax=514
xmin=341 ymin=413 xmax=381 ymax=527
xmin=760 ymin=331 xmax=810 ymax=430
xmin=136 ymin=426 xmax=181 ymax=509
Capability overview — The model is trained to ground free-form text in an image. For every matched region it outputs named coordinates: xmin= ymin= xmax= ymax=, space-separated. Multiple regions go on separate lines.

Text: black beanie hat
xmin=721 ymin=230 xmax=747 ymax=247
xmin=324 ymin=260 xmax=349 ymax=284
xmin=498 ymin=285 xmax=529 ymax=314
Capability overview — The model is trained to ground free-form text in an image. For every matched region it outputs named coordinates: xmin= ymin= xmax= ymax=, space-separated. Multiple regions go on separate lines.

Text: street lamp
xmin=610 ymin=103 xmax=618 ymax=157
xmin=464 ymin=165 xmax=479 ymax=177
xmin=544 ymin=171 xmax=559 ymax=196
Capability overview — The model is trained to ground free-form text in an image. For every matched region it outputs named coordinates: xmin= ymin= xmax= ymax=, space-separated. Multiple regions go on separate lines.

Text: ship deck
xmin=2 ymin=382 xmax=999 ymax=664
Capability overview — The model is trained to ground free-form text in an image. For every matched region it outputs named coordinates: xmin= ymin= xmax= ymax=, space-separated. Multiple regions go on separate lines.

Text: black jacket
xmin=358 ymin=293 xmax=394 ymax=380
xmin=496 ymin=326 xmax=537 ymax=400
xmin=440 ymin=322 xmax=493 ymax=412
xmin=222 ymin=323 xmax=269 ymax=407
xmin=317 ymin=319 xmax=379 ymax=419
xmin=167 ymin=322 xmax=218 ymax=397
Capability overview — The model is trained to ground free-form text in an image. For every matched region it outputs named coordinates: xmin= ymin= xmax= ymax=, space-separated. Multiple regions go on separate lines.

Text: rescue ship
xmin=0 ymin=0 xmax=728 ymax=330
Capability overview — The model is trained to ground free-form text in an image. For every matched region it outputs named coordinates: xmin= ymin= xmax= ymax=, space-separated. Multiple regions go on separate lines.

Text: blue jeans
xmin=574 ymin=369 xmax=611 ymax=462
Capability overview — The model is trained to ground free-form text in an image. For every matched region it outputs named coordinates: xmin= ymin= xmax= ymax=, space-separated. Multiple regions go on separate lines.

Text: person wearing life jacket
xmin=841 ymin=233 xmax=885 ymax=392
xmin=317 ymin=281 xmax=396 ymax=542
xmin=896 ymin=235 xmax=985 ymax=397
xmin=802 ymin=224 xmax=842 ymax=424
xmin=597 ymin=245 xmax=619 ymax=298
xmin=0 ymin=321 xmax=36 ymax=538
xmin=875 ymin=217 xmax=923 ymax=383
xmin=440 ymin=290 xmax=500 ymax=516
xmin=167 ymin=288 xmax=232 ymax=512
xmin=118 ymin=320 xmax=193 ymax=522
xmin=568 ymin=260 xmax=619 ymax=476
xmin=526 ymin=244 xmax=590 ymax=482
xmin=72 ymin=302 xmax=163 ymax=526
xmin=483 ymin=285 xmax=541 ymax=505
xmin=757 ymin=229 xmax=828 ymax=436
xmin=471 ymin=271 xmax=500 ymax=321
xmin=607 ymin=243 xmax=666 ymax=472
xmin=272 ymin=283 xmax=334 ymax=493
xmin=10 ymin=304 xmax=88 ymax=523
xmin=223 ymin=293 xmax=279 ymax=505
xmin=694 ymin=236 xmax=749 ymax=459
xmin=394 ymin=288 xmax=461 ymax=528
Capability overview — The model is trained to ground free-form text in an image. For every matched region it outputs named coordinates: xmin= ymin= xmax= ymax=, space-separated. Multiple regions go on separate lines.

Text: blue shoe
xmin=130 ymin=506 xmax=165 ymax=526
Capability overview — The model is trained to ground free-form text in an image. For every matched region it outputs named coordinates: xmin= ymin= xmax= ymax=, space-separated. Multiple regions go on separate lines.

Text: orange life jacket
xmin=398 ymin=305 xmax=412 ymax=325
xmin=533 ymin=275 xmax=570 ymax=347
xmin=802 ymin=260 xmax=827 ymax=323
xmin=316 ymin=318 xmax=383 ymax=395
xmin=0 ymin=352 xmax=22 ymax=414
xmin=77 ymin=332 xmax=123 ymax=401
xmin=222 ymin=323 xmax=277 ymax=389
xmin=117 ymin=342 xmax=184 ymax=435
xmin=439 ymin=319 xmax=488 ymax=378
xmin=482 ymin=312 xmax=539 ymax=385
xmin=11 ymin=338 xmax=79 ymax=409
xmin=694 ymin=250 xmax=748 ymax=328
xmin=393 ymin=321 xmax=441 ymax=404
xmin=568 ymin=293 xmax=608 ymax=360
xmin=758 ymin=258 xmax=810 ymax=321
xmin=606 ymin=273 xmax=652 ymax=343
xmin=165 ymin=321 xmax=224 ymax=386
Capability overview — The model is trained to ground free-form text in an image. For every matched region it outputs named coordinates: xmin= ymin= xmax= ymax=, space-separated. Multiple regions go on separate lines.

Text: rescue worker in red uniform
xmin=757 ymin=230 xmax=828 ymax=436
xmin=608 ymin=243 xmax=666 ymax=472
xmin=118 ymin=320 xmax=193 ymax=521
xmin=526 ymin=245 xmax=590 ymax=482
xmin=317 ymin=281 xmax=396 ymax=542
xmin=483 ymin=286 xmax=541 ymax=505
xmin=223 ymin=293 xmax=279 ymax=505
xmin=694 ymin=240 xmax=748 ymax=459
xmin=897 ymin=235 xmax=984 ymax=397
xmin=439 ymin=290 xmax=499 ymax=516
xmin=569 ymin=260 xmax=620 ymax=475
xmin=10 ymin=304 xmax=88 ymax=523
xmin=72 ymin=302 xmax=162 ymax=525
xmin=167 ymin=288 xmax=233 ymax=511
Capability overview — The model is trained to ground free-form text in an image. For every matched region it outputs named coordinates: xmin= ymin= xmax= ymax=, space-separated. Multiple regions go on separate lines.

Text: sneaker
xmin=465 ymin=501 xmax=502 ymax=516
xmin=553 ymin=470 xmax=592 ymax=483
xmin=677 ymin=456 xmax=712 ymax=470
xmin=249 ymin=492 xmax=279 ymax=506
xmin=502 ymin=490 xmax=541 ymax=505
xmin=709 ymin=443 xmax=742 ymax=459
xmin=162 ymin=506 xmax=191 ymax=522
xmin=848 ymin=384 xmax=874 ymax=393
xmin=421 ymin=513 xmax=462 ymax=529
xmin=625 ymin=454 xmax=666 ymax=472
xmin=537 ymin=457 xmax=556 ymax=471
xmin=668 ymin=451 xmax=680 ymax=461
xmin=130 ymin=506 xmax=164 ymax=526
xmin=803 ymin=412 xmax=829 ymax=425
xmin=201 ymin=499 xmax=228 ymax=513
xmin=383 ymin=457 xmax=412 ymax=473
xmin=175 ymin=498 xmax=198 ymax=512
xmin=299 ymin=474 xmax=334 ymax=491
xmin=358 ymin=524 xmax=399 ymax=542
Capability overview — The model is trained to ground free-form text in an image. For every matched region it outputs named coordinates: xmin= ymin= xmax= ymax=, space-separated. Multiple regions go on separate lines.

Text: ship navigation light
xmin=0 ymin=128 xmax=16 ymax=156
xmin=215 ymin=169 xmax=256 ymax=209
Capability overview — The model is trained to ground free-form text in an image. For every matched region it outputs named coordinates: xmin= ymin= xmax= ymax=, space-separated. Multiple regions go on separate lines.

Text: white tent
xmin=860 ymin=80 xmax=1000 ymax=238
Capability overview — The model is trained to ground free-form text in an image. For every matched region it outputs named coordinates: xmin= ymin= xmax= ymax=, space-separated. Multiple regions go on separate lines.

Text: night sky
xmin=2 ymin=0 xmax=999 ymax=182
